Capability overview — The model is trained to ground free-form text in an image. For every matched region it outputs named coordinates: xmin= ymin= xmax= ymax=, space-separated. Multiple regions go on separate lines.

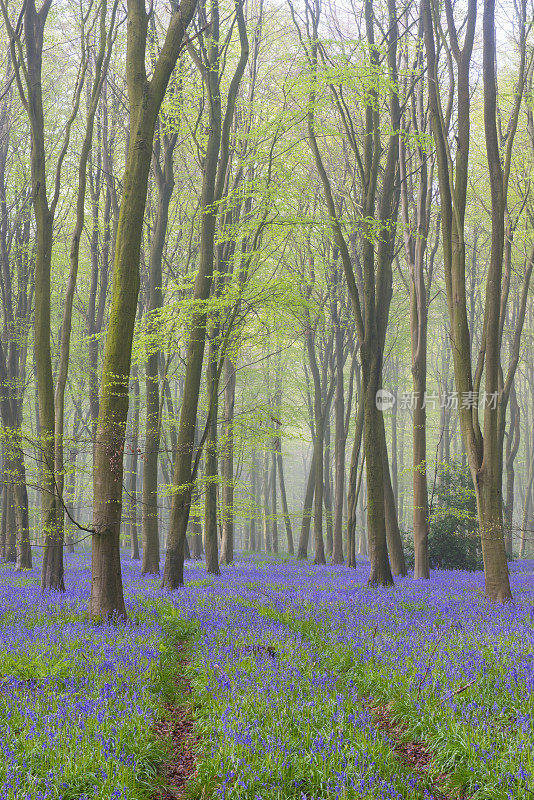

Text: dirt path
xmin=153 ymin=649 xmax=198 ymax=799
xmin=369 ymin=701 xmax=459 ymax=800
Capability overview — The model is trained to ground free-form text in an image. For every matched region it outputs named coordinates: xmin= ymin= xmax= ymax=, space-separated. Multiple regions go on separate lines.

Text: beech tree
xmin=162 ymin=0 xmax=249 ymax=589
xmin=290 ymin=0 xmax=405 ymax=585
xmin=0 ymin=0 xmax=116 ymax=591
xmin=90 ymin=0 xmax=197 ymax=618
xmin=423 ymin=0 xmax=532 ymax=600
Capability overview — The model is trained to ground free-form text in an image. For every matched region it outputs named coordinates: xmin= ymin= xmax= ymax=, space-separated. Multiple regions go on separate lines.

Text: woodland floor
xmin=0 ymin=553 xmax=533 ymax=799
xmin=153 ymin=642 xmax=199 ymax=799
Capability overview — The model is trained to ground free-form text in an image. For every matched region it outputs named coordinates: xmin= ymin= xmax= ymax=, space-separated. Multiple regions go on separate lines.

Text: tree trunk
xmin=262 ymin=441 xmax=271 ymax=552
xmin=142 ymin=130 xmax=175 ymax=575
xmin=275 ymin=439 xmax=294 ymax=554
xmin=358 ymin=479 xmax=367 ymax=557
xmin=474 ymin=0 xmax=511 ymax=600
xmin=332 ymin=319 xmax=345 ymax=564
xmin=162 ymin=0 xmax=248 ymax=589
xmin=91 ymin=0 xmax=198 ymax=617
xmin=504 ymin=384 xmax=520 ymax=558
xmin=362 ymin=347 xmax=393 ymax=587
xmin=413 ymin=367 xmax=430 ymax=578
xmin=220 ymin=357 xmax=236 ymax=564
xmin=249 ymin=451 xmax=257 ymax=552
xmin=298 ymin=450 xmax=316 ymax=559
xmin=347 ymin=392 xmax=364 ymax=568
xmin=53 ymin=11 xmax=115 ymax=584
xmin=423 ymin=0 xmax=512 ymax=601
xmin=13 ymin=449 xmax=32 ymax=570
xmin=190 ymin=501 xmax=203 ymax=559
xmin=381 ymin=418 xmax=407 ymax=576
xmin=324 ymin=416 xmax=333 ymax=558
xmin=4 ymin=483 xmax=15 ymax=563
xmin=313 ymin=417 xmax=326 ymax=565
xmin=271 ymin=423 xmax=278 ymax=555
xmin=128 ymin=363 xmax=140 ymax=561
xmin=0 ymin=473 xmax=6 ymax=560
xmin=204 ymin=352 xmax=221 ymax=574
xmin=520 ymin=468 xmax=532 ymax=559
xmin=91 ymin=123 xmax=152 ymax=613
xmin=391 ymin=379 xmax=399 ymax=513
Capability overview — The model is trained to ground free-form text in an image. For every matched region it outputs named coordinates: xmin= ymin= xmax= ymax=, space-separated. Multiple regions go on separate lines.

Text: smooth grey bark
xmin=162 ymin=0 xmax=248 ymax=588
xmin=347 ymin=387 xmax=364 ymax=568
xmin=91 ymin=0 xmax=198 ymax=617
xmin=262 ymin=441 xmax=271 ymax=552
xmin=332 ymin=294 xmax=346 ymax=564
xmin=273 ymin=374 xmax=294 ymax=555
xmin=298 ymin=450 xmax=316 ymax=559
xmin=220 ymin=357 xmax=236 ymax=564
xmin=504 ymin=382 xmax=520 ymax=558
xmin=292 ymin=0 xmax=401 ymax=585
xmin=380 ymin=417 xmax=407 ymax=576
xmin=324 ymin=415 xmax=333 ymax=558
xmin=128 ymin=362 xmax=140 ymax=561
xmin=141 ymin=126 xmax=177 ymax=575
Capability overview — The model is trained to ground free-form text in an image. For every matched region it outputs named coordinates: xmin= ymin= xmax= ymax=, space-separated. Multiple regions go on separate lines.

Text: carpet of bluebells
xmin=0 ymin=552 xmax=533 ymax=800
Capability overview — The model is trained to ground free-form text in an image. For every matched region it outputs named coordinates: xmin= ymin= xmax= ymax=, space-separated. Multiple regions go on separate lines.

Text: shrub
xmin=403 ymin=462 xmax=482 ymax=571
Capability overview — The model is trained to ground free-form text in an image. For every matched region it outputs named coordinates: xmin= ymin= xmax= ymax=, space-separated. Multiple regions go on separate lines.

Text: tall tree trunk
xmin=262 ymin=441 xmax=271 ymax=552
xmin=271 ymin=421 xmax=278 ymax=555
xmin=332 ymin=318 xmax=345 ymax=564
xmin=504 ymin=383 xmax=520 ymax=558
xmin=296 ymin=0 xmax=400 ymax=585
xmin=141 ymin=129 xmax=176 ymax=575
xmin=12 ymin=444 xmax=32 ymax=570
xmin=220 ymin=357 xmax=236 ymax=564
xmin=65 ymin=418 xmax=78 ymax=555
xmin=347 ymin=390 xmax=364 ymax=568
xmin=0 ymin=468 xmax=6 ymax=560
xmin=363 ymin=348 xmax=393 ymax=586
xmin=303 ymin=322 xmax=328 ymax=566
xmin=162 ymin=0 xmax=248 ymax=589
xmin=399 ymin=30 xmax=433 ymax=579
xmin=298 ymin=450 xmax=316 ymax=559
xmin=312 ymin=416 xmax=325 ymax=564
xmin=475 ymin=0 xmax=512 ymax=600
xmin=391 ymin=378 xmax=399 ymax=513
xmin=4 ymin=483 xmax=15 ymax=563
xmin=54 ymin=7 xmax=116 ymax=585
xmin=381 ymin=418 xmax=407 ymax=576
xmin=412 ymin=365 xmax=430 ymax=578
xmin=275 ymin=437 xmax=294 ymax=554
xmin=324 ymin=415 xmax=333 ymax=558
xmin=128 ymin=363 xmax=140 ymax=561
xmin=423 ymin=0 xmax=516 ymax=600
xmin=204 ymin=348 xmax=220 ymax=573
xmin=249 ymin=450 xmax=258 ymax=552
xmin=90 ymin=0 xmax=197 ymax=617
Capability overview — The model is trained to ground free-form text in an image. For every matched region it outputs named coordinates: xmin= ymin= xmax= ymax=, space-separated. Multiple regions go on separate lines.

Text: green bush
xmin=403 ymin=462 xmax=482 ymax=571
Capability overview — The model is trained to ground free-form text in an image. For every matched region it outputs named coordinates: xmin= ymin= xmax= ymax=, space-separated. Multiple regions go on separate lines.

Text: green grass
xmin=175 ymin=599 xmax=435 ymax=800
xmin=0 ymin=599 xmax=195 ymax=800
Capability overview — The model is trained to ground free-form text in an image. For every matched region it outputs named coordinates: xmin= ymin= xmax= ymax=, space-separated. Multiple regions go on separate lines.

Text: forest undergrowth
xmin=0 ymin=553 xmax=533 ymax=800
